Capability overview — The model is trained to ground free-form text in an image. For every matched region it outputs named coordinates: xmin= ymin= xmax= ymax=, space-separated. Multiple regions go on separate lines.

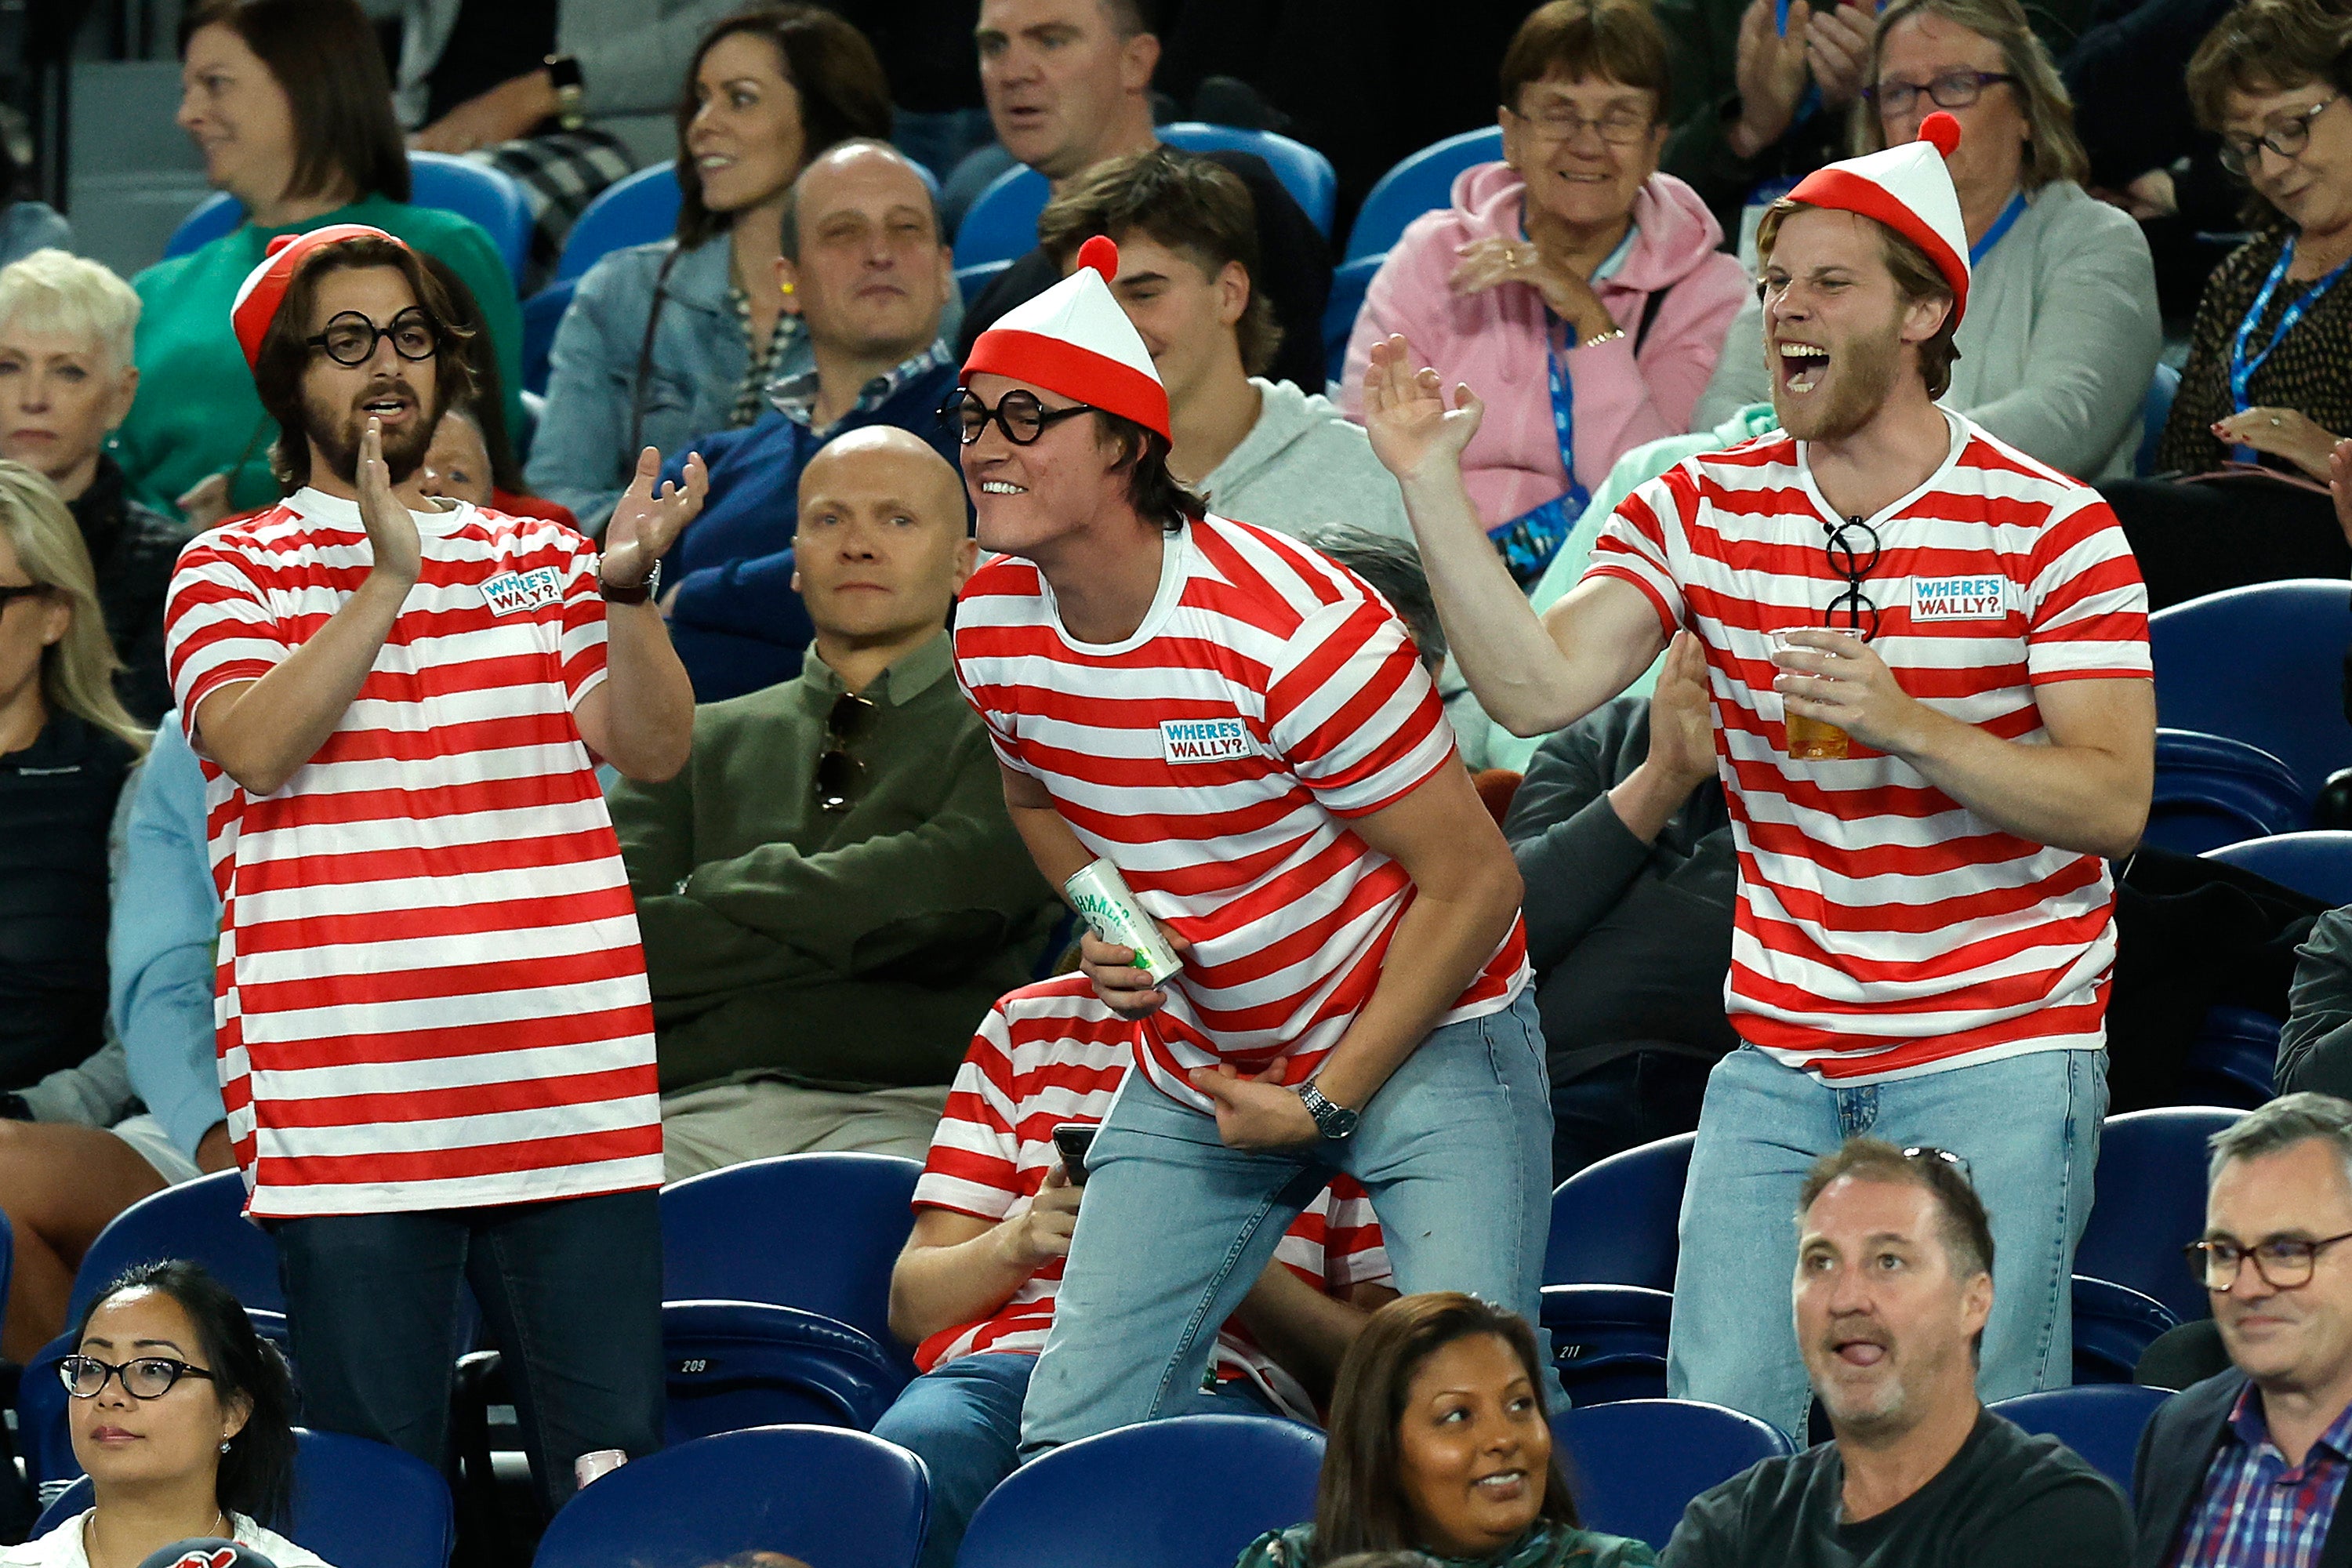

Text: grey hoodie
xmin=1197 ymin=379 xmax=1413 ymax=544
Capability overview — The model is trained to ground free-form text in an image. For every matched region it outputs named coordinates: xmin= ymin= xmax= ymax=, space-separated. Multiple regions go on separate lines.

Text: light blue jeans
xmin=1666 ymin=1043 xmax=2107 ymax=1441
xmin=1017 ymin=991 xmax=1555 ymax=1454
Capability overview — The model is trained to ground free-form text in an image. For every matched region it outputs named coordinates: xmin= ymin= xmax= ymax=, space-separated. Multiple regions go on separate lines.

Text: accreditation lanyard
xmin=1970 ymin=191 xmax=2027 ymax=267
xmin=2228 ymin=235 xmax=2350 ymax=459
xmin=1544 ymin=327 xmax=1594 ymax=520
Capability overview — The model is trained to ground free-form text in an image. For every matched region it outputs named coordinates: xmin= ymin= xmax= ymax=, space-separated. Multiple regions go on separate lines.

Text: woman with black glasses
xmin=2098 ymin=0 xmax=2352 ymax=608
xmin=9 ymin=1261 xmax=323 ymax=1568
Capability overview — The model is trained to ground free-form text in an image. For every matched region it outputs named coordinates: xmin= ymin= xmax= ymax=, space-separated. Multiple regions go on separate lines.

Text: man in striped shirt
xmin=162 ymin=227 xmax=704 ymax=1513
xmin=1368 ymin=118 xmax=2154 ymax=1441
xmin=949 ymin=235 xmax=1548 ymax=1457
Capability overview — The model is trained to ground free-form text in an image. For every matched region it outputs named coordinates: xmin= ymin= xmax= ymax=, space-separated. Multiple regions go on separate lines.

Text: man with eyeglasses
xmin=1663 ymin=1138 xmax=2132 ymax=1566
xmin=162 ymin=225 xmax=706 ymax=1515
xmin=609 ymin=425 xmax=1062 ymax=1179
xmin=1369 ymin=117 xmax=2154 ymax=1444
xmin=2132 ymin=1094 xmax=2352 ymax=1568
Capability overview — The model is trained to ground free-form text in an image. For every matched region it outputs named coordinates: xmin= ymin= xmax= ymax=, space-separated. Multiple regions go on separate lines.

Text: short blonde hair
xmin=0 ymin=250 xmax=142 ymax=372
xmin=0 ymin=462 xmax=148 ymax=755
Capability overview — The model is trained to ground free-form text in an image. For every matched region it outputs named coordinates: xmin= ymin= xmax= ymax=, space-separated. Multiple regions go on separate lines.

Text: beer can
xmin=1063 ymin=858 xmax=1184 ymax=985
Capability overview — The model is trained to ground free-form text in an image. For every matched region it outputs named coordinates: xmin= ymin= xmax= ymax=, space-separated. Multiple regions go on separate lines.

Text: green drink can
xmin=1063 ymin=858 xmax=1184 ymax=985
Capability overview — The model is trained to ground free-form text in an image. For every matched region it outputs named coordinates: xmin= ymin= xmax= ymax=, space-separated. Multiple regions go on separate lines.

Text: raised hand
xmin=1646 ymin=630 xmax=1719 ymax=790
xmin=356 ymin=417 xmax=422 ymax=587
xmin=1806 ymin=0 xmax=1875 ymax=109
xmin=603 ymin=445 xmax=710 ymax=590
xmin=1362 ymin=335 xmax=1485 ymax=486
xmin=1730 ymin=0 xmax=1813 ymax=157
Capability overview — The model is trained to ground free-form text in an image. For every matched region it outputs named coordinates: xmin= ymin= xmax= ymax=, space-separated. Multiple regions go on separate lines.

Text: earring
xmin=220 ymin=1438 xmax=232 ymax=1453
xmin=780 ymin=281 xmax=796 ymax=296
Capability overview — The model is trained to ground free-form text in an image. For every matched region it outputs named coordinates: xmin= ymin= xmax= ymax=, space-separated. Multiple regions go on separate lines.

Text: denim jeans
xmin=1550 ymin=1049 xmax=1717 ymax=1182
xmin=1666 ymin=1044 xmax=2107 ymax=1440
xmin=1017 ymin=991 xmax=1555 ymax=1454
xmin=273 ymin=1189 xmax=665 ymax=1518
xmin=874 ymin=1352 xmax=1272 ymax=1568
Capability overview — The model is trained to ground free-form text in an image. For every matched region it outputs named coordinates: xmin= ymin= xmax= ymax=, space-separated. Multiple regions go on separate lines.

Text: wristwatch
xmin=600 ymin=559 xmax=660 ymax=604
xmin=1297 ymin=1080 xmax=1360 ymax=1142
xmin=544 ymin=54 xmax=586 ymax=132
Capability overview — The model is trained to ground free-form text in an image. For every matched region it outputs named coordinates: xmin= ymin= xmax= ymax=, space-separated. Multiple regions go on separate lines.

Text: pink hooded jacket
xmin=1341 ymin=162 xmax=1750 ymax=528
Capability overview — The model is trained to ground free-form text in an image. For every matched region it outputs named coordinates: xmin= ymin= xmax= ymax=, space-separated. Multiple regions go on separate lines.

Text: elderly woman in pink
xmin=1341 ymin=0 xmax=1749 ymax=586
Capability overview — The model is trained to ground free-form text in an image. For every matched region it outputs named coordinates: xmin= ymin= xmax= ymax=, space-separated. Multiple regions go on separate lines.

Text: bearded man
xmin=1363 ymin=115 xmax=2156 ymax=1442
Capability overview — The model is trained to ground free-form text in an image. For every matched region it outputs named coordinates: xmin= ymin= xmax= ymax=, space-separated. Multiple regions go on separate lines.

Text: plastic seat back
xmin=953 ymin=165 xmax=1051 ymax=271
xmin=1990 ymin=1385 xmax=2173 ymax=1500
xmin=1552 ymin=1399 xmax=1795 ymax=1549
xmin=70 ymin=1170 xmax=278 ymax=1327
xmin=557 ymin=164 xmax=684 ymax=285
xmin=1159 ymin=123 xmax=1338 ymax=235
xmin=1323 ymin=253 xmax=1382 ymax=387
xmin=2071 ymin=1275 xmax=2181 ymax=1385
xmin=1345 ymin=126 xmax=1504 ymax=260
xmin=2205 ymin=830 xmax=2352 ymax=908
xmin=521 ymin=279 xmax=576 ymax=396
xmin=663 ymin=1300 xmax=904 ymax=1443
xmin=532 ymin=1425 xmax=927 ymax=1568
xmin=2080 ymin=1107 xmax=2245 ymax=1322
xmin=408 ymin=152 xmax=533 ymax=285
xmin=2143 ymin=728 xmax=2311 ymax=854
xmin=2136 ymin=361 xmax=2181 ymax=477
xmin=2183 ymin=1006 xmax=2281 ymax=1109
xmin=956 ymin=1414 xmax=1323 ymax=1568
xmin=1546 ymin=1133 xmax=1693 ymax=1290
xmin=2150 ymin=579 xmax=2352 ymax=806
xmin=36 ymin=1430 xmax=454 ymax=1568
xmin=1541 ymin=1283 xmax=1671 ymax=1406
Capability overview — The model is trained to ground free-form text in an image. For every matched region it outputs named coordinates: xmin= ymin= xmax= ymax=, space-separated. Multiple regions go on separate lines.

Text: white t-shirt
xmin=2 ymin=1511 xmax=333 ymax=1568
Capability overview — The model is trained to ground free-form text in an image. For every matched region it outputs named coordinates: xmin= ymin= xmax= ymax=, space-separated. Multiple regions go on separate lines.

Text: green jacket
xmin=1234 ymin=1520 xmax=1657 ymax=1568
xmin=609 ymin=634 xmax=1062 ymax=1094
xmin=114 ymin=192 xmax=525 ymax=520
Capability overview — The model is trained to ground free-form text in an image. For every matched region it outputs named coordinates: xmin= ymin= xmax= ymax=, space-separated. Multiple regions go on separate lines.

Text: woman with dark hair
xmin=0 ymin=1261 xmax=321 ymax=1568
xmin=1236 ymin=1294 xmax=1653 ymax=1568
xmin=111 ymin=0 xmax=524 ymax=524
xmin=528 ymin=4 xmax=942 ymax=533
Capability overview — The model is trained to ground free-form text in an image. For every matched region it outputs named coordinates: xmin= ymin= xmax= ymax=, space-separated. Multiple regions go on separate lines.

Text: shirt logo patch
xmin=1909 ymin=575 xmax=2009 ymax=622
xmin=1160 ymin=717 xmax=1253 ymax=764
xmin=482 ymin=566 xmax=564 ymax=617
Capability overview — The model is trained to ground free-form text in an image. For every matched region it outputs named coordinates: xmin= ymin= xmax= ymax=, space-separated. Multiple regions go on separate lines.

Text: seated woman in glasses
xmin=1338 ymin=0 xmax=1749 ymax=592
xmin=10 ymin=1259 xmax=327 ymax=1568
xmin=1694 ymin=0 xmax=2161 ymax=482
xmin=2096 ymin=0 xmax=2352 ymax=610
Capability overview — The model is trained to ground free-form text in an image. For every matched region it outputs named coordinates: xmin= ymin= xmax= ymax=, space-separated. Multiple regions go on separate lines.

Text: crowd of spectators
xmin=9 ymin=0 xmax=2352 ymax=1560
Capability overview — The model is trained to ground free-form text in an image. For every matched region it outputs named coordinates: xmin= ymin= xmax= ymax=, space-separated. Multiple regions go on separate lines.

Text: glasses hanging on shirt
xmin=1823 ymin=517 xmax=1882 ymax=639
xmin=813 ymin=691 xmax=877 ymax=813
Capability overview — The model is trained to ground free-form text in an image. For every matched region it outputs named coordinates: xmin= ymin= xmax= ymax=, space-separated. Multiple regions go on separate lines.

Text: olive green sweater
xmin=609 ymin=634 xmax=1062 ymax=1094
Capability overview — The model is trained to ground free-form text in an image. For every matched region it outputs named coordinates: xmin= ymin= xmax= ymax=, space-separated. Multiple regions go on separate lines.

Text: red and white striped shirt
xmin=1586 ymin=414 xmax=2151 ymax=1080
xmin=953 ymin=514 xmax=1528 ymax=1111
xmin=913 ymin=975 xmax=1389 ymax=1419
xmin=163 ymin=488 xmax=663 ymax=1218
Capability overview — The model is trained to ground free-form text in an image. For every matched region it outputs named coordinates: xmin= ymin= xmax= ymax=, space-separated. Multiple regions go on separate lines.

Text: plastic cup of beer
xmin=1769 ymin=626 xmax=1851 ymax=761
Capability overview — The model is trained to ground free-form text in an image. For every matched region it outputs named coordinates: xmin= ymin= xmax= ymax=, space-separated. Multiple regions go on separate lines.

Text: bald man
xmin=610 ymin=428 xmax=1063 ymax=1178
xmin=655 ymin=137 xmax=965 ymax=702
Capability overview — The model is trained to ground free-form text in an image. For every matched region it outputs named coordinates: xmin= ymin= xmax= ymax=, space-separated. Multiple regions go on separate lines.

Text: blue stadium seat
xmin=1552 ymin=1399 xmax=1794 ymax=1549
xmin=956 ymin=1414 xmax=1323 ymax=1568
xmin=953 ymin=165 xmax=1051 ymax=271
xmin=556 ymin=164 xmax=684 ymax=285
xmin=2183 ymin=1005 xmax=2282 ymax=1109
xmin=662 ymin=1300 xmax=905 ymax=1443
xmin=2143 ymin=728 xmax=2311 ymax=855
xmin=2071 ymin=1276 xmax=2180 ymax=1385
xmin=165 ymin=156 xmax=535 ymax=287
xmin=662 ymin=1152 xmax=922 ymax=1378
xmin=1990 ymin=1385 xmax=2172 ymax=1500
xmin=1159 ymin=123 xmax=1338 ymax=236
xmin=521 ymin=279 xmax=575 ymax=397
xmin=1345 ymin=127 xmax=1505 ymax=261
xmin=1541 ymin=1284 xmax=1671 ymax=1405
xmin=2136 ymin=362 xmax=2181 ymax=477
xmin=36 ymin=1429 xmax=454 ymax=1568
xmin=956 ymin=258 xmax=1014 ymax=307
xmin=1546 ymin=1132 xmax=1693 ymax=1290
xmin=1323 ymin=253 xmax=1383 ymax=387
xmin=2150 ymin=579 xmax=2352 ymax=808
xmin=532 ymin=1425 xmax=927 ymax=1568
xmin=2078 ymin=1107 xmax=2244 ymax=1324
xmin=2205 ymin=830 xmax=2352 ymax=909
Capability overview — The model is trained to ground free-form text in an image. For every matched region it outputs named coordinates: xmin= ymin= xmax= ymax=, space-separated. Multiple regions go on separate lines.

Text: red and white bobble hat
xmin=227 ymin=223 xmax=405 ymax=374
xmin=960 ymin=234 xmax=1169 ymax=439
xmin=1784 ymin=111 xmax=1973 ymax=325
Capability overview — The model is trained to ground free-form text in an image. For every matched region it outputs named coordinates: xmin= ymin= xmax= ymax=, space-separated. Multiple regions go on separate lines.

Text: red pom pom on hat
xmin=1076 ymin=234 xmax=1120 ymax=282
xmin=1917 ymin=111 xmax=1962 ymax=158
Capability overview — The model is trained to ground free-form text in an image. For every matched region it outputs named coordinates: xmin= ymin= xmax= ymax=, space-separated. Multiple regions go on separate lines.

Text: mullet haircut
xmin=1091 ymin=412 xmax=1206 ymax=534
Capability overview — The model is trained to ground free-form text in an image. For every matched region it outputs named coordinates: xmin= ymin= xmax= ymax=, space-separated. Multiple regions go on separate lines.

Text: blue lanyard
xmin=1545 ymin=323 xmax=1593 ymax=518
xmin=1969 ymin=191 xmax=2027 ymax=267
xmin=2230 ymin=235 xmax=2350 ymax=416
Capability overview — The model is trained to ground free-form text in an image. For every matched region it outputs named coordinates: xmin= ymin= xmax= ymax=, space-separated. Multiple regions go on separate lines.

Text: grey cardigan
xmin=1693 ymin=180 xmax=2161 ymax=481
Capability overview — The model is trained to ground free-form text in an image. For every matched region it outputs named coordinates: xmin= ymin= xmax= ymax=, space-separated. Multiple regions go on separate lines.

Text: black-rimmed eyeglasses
xmin=1862 ymin=71 xmax=2017 ymax=117
xmin=2186 ymin=1229 xmax=2352 ymax=1290
xmin=60 ymin=1354 xmax=219 ymax=1401
xmin=813 ymin=691 xmax=876 ymax=813
xmin=2220 ymin=96 xmax=2341 ymax=176
xmin=1823 ymin=517 xmax=1882 ymax=639
xmin=940 ymin=388 xmax=1101 ymax=446
xmin=304 ymin=307 xmax=440 ymax=368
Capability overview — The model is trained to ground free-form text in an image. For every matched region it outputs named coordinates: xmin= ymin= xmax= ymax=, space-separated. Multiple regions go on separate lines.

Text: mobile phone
xmin=1051 ymin=1123 xmax=1098 ymax=1186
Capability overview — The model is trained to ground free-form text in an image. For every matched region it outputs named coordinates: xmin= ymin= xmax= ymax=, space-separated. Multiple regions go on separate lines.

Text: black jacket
xmin=2132 ymin=1369 xmax=2352 ymax=1568
xmin=67 ymin=456 xmax=191 ymax=726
